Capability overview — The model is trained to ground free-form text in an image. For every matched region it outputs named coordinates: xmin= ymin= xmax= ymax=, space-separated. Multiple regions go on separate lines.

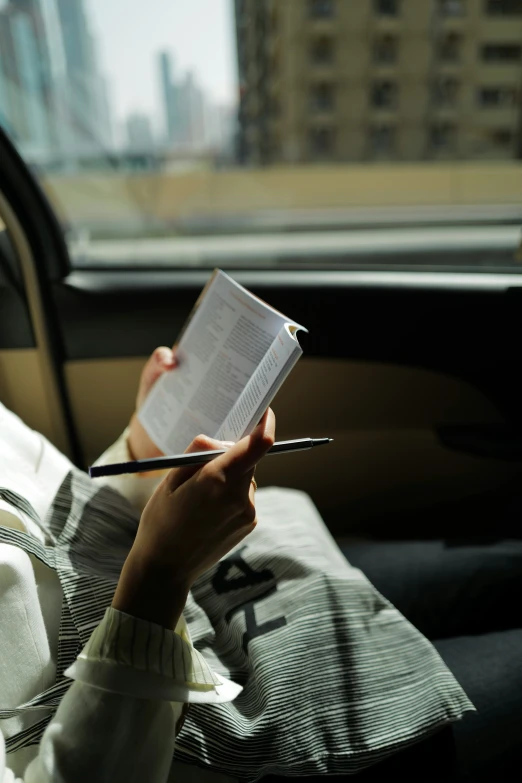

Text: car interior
xmin=1 ymin=117 xmax=522 ymax=544
xmin=2 ymin=2 xmax=522 ymax=779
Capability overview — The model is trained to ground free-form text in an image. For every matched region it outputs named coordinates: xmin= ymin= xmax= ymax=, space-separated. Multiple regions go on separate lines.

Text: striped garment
xmin=0 ymin=471 xmax=474 ymax=781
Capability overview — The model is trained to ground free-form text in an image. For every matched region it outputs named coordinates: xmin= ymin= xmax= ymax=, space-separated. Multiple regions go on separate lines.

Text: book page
xmin=138 ymin=271 xmax=295 ymax=454
xmin=216 ymin=323 xmax=302 ymax=443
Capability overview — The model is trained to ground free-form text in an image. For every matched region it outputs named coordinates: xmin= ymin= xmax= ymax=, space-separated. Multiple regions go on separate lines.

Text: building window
xmin=372 ymin=81 xmax=397 ymax=109
xmin=311 ymin=36 xmax=334 ymax=64
xmin=370 ymin=124 xmax=395 ymax=154
xmin=432 ymin=77 xmax=459 ymax=106
xmin=310 ymin=82 xmax=335 ymax=112
xmin=478 ymin=86 xmax=518 ymax=106
xmin=309 ymin=0 xmax=335 ymax=18
xmin=438 ymin=0 xmax=465 ymax=15
xmin=485 ymin=1 xmax=522 ymax=15
xmin=309 ymin=127 xmax=335 ymax=156
xmin=482 ymin=44 xmax=522 ymax=62
xmin=430 ymin=122 xmax=457 ymax=150
xmin=438 ymin=33 xmax=462 ymax=62
xmin=488 ymin=128 xmax=515 ymax=148
xmin=375 ymin=0 xmax=399 ymax=15
xmin=374 ymin=35 xmax=398 ymax=64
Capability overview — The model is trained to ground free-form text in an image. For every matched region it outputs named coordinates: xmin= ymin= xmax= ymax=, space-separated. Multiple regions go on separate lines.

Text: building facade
xmin=235 ymin=0 xmax=522 ymax=164
xmin=0 ymin=0 xmax=112 ymax=163
xmin=158 ymin=51 xmax=178 ymax=145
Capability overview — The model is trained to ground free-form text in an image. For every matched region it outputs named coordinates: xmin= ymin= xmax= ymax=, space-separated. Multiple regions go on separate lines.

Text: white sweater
xmin=0 ymin=403 xmax=237 ymax=783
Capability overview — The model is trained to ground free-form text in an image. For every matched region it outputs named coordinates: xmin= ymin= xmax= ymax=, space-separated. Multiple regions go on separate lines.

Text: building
xmin=8 ymin=10 xmax=51 ymax=153
xmin=180 ymin=71 xmax=207 ymax=150
xmin=125 ymin=112 xmax=154 ymax=151
xmin=158 ymin=51 xmax=188 ymax=147
xmin=55 ymin=0 xmax=113 ymax=152
xmin=234 ymin=0 xmax=522 ymax=164
xmin=158 ymin=53 xmax=223 ymax=152
xmin=206 ymin=102 xmax=236 ymax=157
xmin=0 ymin=2 xmax=54 ymax=157
xmin=0 ymin=0 xmax=113 ymax=163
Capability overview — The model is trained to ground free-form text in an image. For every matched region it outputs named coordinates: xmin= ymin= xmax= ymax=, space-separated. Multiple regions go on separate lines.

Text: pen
xmin=89 ymin=438 xmax=333 ymax=478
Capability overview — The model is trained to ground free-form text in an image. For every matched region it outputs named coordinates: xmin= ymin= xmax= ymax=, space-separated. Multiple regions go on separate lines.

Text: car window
xmin=0 ymin=0 xmax=521 ymax=270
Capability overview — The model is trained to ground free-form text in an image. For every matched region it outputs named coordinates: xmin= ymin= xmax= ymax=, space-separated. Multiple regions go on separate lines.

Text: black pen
xmin=89 ymin=438 xmax=333 ymax=478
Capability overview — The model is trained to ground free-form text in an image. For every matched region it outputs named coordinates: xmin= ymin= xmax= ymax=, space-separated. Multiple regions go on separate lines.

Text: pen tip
xmin=328 ymin=438 xmax=334 ymax=442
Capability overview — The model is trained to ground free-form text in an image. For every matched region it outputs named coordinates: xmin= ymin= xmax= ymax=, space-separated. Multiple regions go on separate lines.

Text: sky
xmin=88 ymin=0 xmax=238 ymax=136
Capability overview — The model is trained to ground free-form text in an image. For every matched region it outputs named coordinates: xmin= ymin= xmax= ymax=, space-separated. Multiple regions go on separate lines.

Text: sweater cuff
xmin=65 ymin=607 xmax=242 ymax=704
xmin=90 ymin=428 xmax=166 ymax=513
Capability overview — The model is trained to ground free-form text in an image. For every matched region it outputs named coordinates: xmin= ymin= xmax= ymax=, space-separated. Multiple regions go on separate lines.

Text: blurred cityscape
xmin=0 ymin=0 xmax=236 ymax=169
xmin=1 ymin=0 xmax=522 ymax=172
xmin=0 ymin=0 xmax=521 ymax=254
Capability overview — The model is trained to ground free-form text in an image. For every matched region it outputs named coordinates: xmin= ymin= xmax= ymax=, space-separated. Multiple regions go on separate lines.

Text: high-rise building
xmin=206 ymin=102 xmax=236 ymax=156
xmin=0 ymin=3 xmax=53 ymax=156
xmin=181 ymin=71 xmax=207 ymax=149
xmin=9 ymin=11 xmax=51 ymax=153
xmin=125 ymin=112 xmax=154 ymax=151
xmin=235 ymin=0 xmax=522 ymax=164
xmin=55 ymin=0 xmax=113 ymax=152
xmin=1 ymin=0 xmax=113 ymax=161
xmin=7 ymin=1 xmax=68 ymax=114
xmin=0 ymin=60 xmax=8 ymax=130
xmin=158 ymin=51 xmax=180 ymax=146
xmin=158 ymin=53 xmax=215 ymax=151
xmin=0 ymin=9 xmax=24 ymax=139
xmin=23 ymin=0 xmax=73 ymax=158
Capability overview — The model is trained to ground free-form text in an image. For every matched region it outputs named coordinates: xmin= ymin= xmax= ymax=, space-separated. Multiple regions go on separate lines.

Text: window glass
xmin=438 ymin=0 xmax=466 ymax=16
xmin=375 ymin=0 xmax=399 ymax=17
xmin=432 ymin=78 xmax=459 ymax=108
xmin=482 ymin=43 xmax=522 ymax=63
xmin=309 ymin=0 xmax=335 ymax=19
xmin=478 ymin=86 xmax=519 ymax=107
xmin=310 ymin=82 xmax=335 ymax=113
xmin=430 ymin=122 xmax=457 ymax=152
xmin=485 ymin=0 xmax=522 ymax=15
xmin=311 ymin=36 xmax=334 ymax=65
xmin=438 ymin=33 xmax=462 ymax=62
xmin=374 ymin=36 xmax=398 ymax=64
xmin=0 ymin=0 xmax=521 ymax=271
xmin=372 ymin=80 xmax=398 ymax=109
xmin=370 ymin=124 xmax=395 ymax=157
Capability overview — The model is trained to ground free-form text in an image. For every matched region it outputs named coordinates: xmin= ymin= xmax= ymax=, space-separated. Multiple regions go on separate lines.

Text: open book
xmin=138 ymin=269 xmax=307 ymax=455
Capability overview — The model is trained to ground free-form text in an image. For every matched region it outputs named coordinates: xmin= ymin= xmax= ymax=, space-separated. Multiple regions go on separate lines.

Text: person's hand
xmin=127 ymin=346 xmax=178 ymax=461
xmin=112 ymin=408 xmax=276 ymax=628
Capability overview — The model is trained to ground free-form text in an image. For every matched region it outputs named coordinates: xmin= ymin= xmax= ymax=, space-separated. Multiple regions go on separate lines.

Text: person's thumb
xmin=137 ymin=346 xmax=177 ymax=409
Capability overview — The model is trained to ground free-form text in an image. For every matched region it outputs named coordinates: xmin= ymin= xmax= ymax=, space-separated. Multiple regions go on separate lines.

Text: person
xmin=0 ymin=347 xmax=520 ymax=782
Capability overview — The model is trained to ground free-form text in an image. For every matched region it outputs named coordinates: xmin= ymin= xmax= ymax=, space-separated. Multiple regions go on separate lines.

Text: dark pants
xmin=266 ymin=539 xmax=522 ymax=782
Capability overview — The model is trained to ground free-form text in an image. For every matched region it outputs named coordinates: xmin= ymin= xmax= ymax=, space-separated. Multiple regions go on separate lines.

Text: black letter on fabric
xmin=212 ymin=545 xmax=274 ymax=593
xmin=225 ymin=586 xmax=287 ymax=652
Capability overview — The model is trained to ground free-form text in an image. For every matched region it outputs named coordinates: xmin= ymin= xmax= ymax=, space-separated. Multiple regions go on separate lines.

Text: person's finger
xmin=165 ymin=434 xmax=233 ymax=493
xmin=248 ymin=477 xmax=257 ymax=509
xmin=137 ymin=346 xmax=178 ymax=409
xmin=211 ymin=408 xmax=276 ymax=478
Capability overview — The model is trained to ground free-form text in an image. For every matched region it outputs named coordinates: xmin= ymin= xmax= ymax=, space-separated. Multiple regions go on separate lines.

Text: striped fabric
xmin=75 ymin=607 xmax=221 ymax=688
xmin=0 ymin=474 xmax=474 ymax=781
xmin=0 ymin=482 xmax=222 ymax=750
